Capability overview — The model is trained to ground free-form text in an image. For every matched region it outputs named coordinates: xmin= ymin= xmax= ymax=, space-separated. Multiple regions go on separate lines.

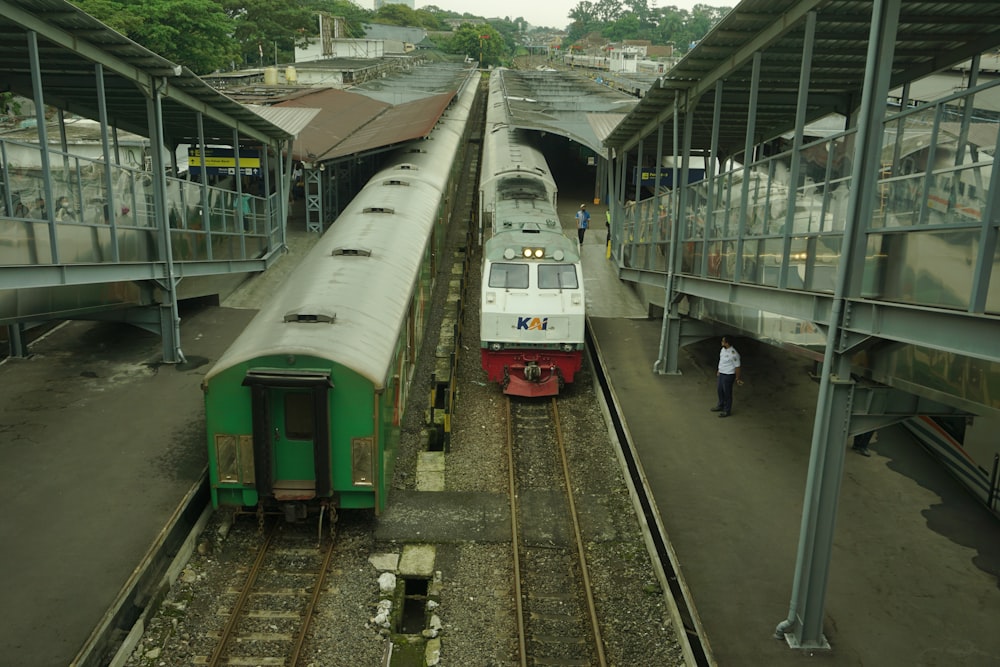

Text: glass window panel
xmin=285 ymin=392 xmax=314 ymax=440
xmin=538 ymin=264 xmax=578 ymax=289
xmin=488 ymin=263 xmax=529 ymax=289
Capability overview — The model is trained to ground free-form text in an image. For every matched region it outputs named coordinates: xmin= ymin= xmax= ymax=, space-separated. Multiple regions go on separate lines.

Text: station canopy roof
xmin=275 ymin=88 xmax=456 ymax=163
xmin=494 ymin=69 xmax=640 ymax=154
xmin=0 ymin=0 xmax=292 ymax=145
xmin=211 ymin=62 xmax=475 ymax=163
xmin=604 ymin=0 xmax=1000 ymax=157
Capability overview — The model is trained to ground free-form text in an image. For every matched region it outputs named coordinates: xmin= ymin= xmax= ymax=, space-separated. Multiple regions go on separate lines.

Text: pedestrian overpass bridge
xmin=596 ymin=0 xmax=1000 ymax=654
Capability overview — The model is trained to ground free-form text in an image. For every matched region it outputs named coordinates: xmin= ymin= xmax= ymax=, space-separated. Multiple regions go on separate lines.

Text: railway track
xmin=202 ymin=519 xmax=337 ymax=667
xmin=505 ymin=396 xmax=607 ymax=667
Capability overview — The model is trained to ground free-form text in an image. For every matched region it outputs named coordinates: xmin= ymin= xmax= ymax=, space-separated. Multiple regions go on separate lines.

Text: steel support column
xmin=6 ymin=323 xmax=26 ymax=358
xmin=970 ymin=92 xmax=1000 ymax=312
xmin=148 ymin=81 xmax=186 ymax=364
xmin=732 ymin=53 xmax=761 ymax=279
xmin=197 ymin=113 xmax=213 ymax=260
xmin=656 ymin=91 xmax=696 ymax=375
xmin=27 ymin=30 xmax=58 ymax=262
xmin=95 ymin=63 xmax=120 ymax=261
xmin=233 ymin=129 xmax=248 ymax=258
xmin=305 ymin=166 xmax=322 ymax=233
xmin=778 ymin=11 xmax=816 ymax=289
xmin=604 ymin=154 xmax=612 ymax=251
xmin=776 ymin=1 xmax=900 ymax=650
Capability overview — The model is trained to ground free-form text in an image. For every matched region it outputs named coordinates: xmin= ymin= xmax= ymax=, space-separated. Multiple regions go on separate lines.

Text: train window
xmin=488 ymin=263 xmax=529 ymax=289
xmin=538 ymin=264 xmax=579 ymax=289
xmin=285 ymin=393 xmax=315 ymax=440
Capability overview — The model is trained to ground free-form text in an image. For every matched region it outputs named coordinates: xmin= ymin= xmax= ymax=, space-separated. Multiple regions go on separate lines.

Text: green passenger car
xmin=203 ymin=73 xmax=478 ymax=518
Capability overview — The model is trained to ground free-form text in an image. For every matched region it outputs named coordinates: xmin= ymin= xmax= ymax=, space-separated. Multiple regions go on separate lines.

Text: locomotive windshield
xmin=538 ymin=264 xmax=578 ymax=289
xmin=489 ymin=263 xmax=529 ymax=288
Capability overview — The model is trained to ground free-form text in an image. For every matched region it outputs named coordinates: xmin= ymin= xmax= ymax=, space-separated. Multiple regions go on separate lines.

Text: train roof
xmin=205 ymin=181 xmax=441 ymax=388
xmin=203 ymin=77 xmax=479 ymax=388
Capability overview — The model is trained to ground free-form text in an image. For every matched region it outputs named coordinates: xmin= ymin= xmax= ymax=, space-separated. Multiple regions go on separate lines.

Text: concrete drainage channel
xmin=372 ymin=546 xmax=444 ymax=666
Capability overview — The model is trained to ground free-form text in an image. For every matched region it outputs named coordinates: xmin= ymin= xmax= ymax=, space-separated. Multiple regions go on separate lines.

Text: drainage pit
xmin=397 ymin=577 xmax=430 ymax=634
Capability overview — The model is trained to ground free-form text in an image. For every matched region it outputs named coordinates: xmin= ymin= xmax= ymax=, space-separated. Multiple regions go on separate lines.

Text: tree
xmin=372 ymin=4 xmax=447 ymax=30
xmin=301 ymin=0 xmax=374 ymax=38
xmin=222 ymin=0 xmax=316 ymax=68
xmin=564 ymin=1 xmax=731 ymax=56
xmin=448 ymin=24 xmax=507 ymax=67
xmin=72 ymin=0 xmax=239 ymax=74
xmin=487 ymin=16 xmax=527 ymax=56
xmin=593 ymin=0 xmax=624 ymax=23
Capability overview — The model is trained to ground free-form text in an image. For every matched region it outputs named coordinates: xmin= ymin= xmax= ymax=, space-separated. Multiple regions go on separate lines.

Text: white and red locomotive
xmin=478 ymin=70 xmax=585 ymax=397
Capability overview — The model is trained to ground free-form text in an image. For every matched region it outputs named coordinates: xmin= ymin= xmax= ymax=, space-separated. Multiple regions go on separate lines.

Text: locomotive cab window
xmin=285 ymin=393 xmax=315 ymax=440
xmin=538 ymin=264 xmax=578 ymax=289
xmin=488 ymin=263 xmax=529 ymax=289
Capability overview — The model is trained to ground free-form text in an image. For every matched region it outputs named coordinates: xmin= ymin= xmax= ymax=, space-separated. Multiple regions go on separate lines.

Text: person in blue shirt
xmin=575 ymin=204 xmax=590 ymax=245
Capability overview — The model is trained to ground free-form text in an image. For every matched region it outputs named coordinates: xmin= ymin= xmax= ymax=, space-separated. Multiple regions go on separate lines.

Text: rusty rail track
xmin=505 ymin=396 xmax=607 ymax=667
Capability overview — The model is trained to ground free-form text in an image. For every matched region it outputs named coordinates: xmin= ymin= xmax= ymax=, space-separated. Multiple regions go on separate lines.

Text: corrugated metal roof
xmin=588 ymin=113 xmax=628 ymax=144
xmin=329 ymin=91 xmax=455 ymax=159
xmin=350 ymin=62 xmax=476 ymax=105
xmin=274 ymin=88 xmax=389 ymax=161
xmin=0 ymin=0 xmax=291 ymax=145
xmin=250 ymin=62 xmax=474 ymax=162
xmin=247 ymin=105 xmax=321 ymax=138
xmin=496 ymin=69 xmax=640 ymax=153
xmin=275 ymin=87 xmax=457 ymax=162
xmin=604 ymin=0 xmax=1000 ymax=156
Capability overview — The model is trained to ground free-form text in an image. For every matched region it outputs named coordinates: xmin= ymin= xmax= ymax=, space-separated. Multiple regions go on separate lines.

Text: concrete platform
xmin=0 ymin=220 xmax=320 ymax=666
xmin=0 ymin=306 xmax=255 ymax=666
xmin=590 ymin=317 xmax=1000 ymax=665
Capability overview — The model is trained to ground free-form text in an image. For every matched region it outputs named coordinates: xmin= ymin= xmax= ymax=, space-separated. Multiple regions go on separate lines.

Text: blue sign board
xmin=634 ymin=166 xmax=706 ymax=189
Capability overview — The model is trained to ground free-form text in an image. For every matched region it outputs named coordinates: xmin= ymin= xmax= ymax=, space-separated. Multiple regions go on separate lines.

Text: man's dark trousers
xmin=717 ymin=372 xmax=735 ymax=414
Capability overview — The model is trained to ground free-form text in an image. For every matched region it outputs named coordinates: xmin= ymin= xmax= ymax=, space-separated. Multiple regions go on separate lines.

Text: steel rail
xmin=504 ymin=395 xmax=529 ymax=667
xmin=551 ymin=397 xmax=608 ymax=666
xmin=208 ymin=520 xmax=278 ymax=667
xmin=289 ymin=534 xmax=337 ymax=666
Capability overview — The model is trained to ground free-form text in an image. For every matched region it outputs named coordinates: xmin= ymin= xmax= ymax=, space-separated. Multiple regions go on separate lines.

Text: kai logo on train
xmin=516 ymin=316 xmax=548 ymax=330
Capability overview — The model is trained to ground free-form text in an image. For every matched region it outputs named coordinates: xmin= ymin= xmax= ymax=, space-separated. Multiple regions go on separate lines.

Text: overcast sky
xmin=411 ymin=1 xmax=723 ymax=31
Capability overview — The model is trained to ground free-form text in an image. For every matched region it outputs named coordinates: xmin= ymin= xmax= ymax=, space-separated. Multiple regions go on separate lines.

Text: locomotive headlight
xmin=562 ymin=344 xmax=575 ymax=352
xmin=491 ymin=342 xmax=502 ymax=351
xmin=523 ymin=247 xmax=533 ymax=258
xmin=504 ymin=248 xmax=516 ymax=260
xmin=534 ymin=248 xmax=544 ymax=259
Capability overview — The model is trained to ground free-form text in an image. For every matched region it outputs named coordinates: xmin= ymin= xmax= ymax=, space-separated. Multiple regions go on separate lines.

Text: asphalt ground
xmin=0 ymin=209 xmax=317 ymax=666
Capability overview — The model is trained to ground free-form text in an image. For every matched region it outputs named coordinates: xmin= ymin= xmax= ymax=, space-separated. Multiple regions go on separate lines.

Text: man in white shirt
xmin=711 ymin=336 xmax=743 ymax=417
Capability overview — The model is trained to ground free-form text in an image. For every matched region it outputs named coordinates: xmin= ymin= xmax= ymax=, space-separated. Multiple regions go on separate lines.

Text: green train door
xmin=243 ymin=371 xmax=332 ymax=505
